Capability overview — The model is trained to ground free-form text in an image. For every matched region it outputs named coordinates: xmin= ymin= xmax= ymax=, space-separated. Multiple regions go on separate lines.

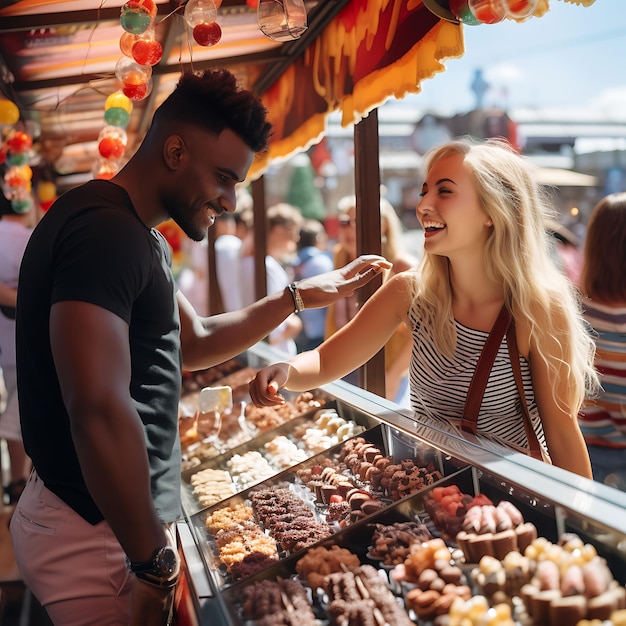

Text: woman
xmin=249 ymin=138 xmax=599 ymax=478
xmin=578 ymin=192 xmax=626 ymax=489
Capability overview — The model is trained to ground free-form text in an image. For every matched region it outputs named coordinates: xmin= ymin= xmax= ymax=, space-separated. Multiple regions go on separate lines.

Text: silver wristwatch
xmin=128 ymin=546 xmax=180 ymax=588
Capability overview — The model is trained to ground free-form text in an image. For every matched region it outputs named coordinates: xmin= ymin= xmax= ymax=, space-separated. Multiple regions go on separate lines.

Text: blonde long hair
xmin=413 ymin=138 xmax=598 ymax=414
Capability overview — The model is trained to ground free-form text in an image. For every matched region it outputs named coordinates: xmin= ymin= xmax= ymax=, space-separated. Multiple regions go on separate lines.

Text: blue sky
xmin=408 ymin=0 xmax=626 ymax=115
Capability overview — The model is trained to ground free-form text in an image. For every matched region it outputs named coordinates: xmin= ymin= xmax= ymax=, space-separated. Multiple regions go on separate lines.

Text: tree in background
xmin=286 ymin=153 xmax=326 ymax=221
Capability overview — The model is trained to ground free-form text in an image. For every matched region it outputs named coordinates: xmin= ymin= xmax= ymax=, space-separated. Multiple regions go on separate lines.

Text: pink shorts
xmin=10 ymin=471 xmax=133 ymax=625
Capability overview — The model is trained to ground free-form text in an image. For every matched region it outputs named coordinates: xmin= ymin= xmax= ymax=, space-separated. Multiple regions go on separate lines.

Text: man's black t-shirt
xmin=16 ymin=180 xmax=183 ymax=524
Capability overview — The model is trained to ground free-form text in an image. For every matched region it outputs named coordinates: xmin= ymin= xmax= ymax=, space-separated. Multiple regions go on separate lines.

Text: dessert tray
xmin=186 ymin=430 xmax=626 ymax=625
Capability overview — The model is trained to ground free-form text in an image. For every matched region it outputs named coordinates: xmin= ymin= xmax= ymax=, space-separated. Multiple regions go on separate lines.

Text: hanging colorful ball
xmin=104 ymin=107 xmax=131 ymax=128
xmin=192 ymin=21 xmax=222 ymax=46
xmin=120 ymin=0 xmax=156 ymax=34
xmin=449 ymin=0 xmax=482 ymax=24
xmin=468 ymin=0 xmax=507 ymax=23
xmin=98 ymin=137 xmax=125 ymax=160
xmin=11 ymin=197 xmax=33 ymax=214
xmin=37 ymin=181 xmax=57 ymax=203
xmin=184 ymin=0 xmax=217 ymax=29
xmin=0 ymin=99 xmax=19 ymax=125
xmin=4 ymin=164 xmax=32 ymax=187
xmin=6 ymin=131 xmax=32 ymax=153
xmin=503 ymin=0 xmax=538 ymax=20
xmin=120 ymin=31 xmax=141 ymax=57
xmin=92 ymin=159 xmax=120 ymax=180
xmin=132 ymin=37 xmax=163 ymax=66
xmin=97 ymin=126 xmax=128 ymax=160
xmin=122 ymin=77 xmax=153 ymax=102
xmin=115 ymin=56 xmax=152 ymax=84
xmin=6 ymin=151 xmax=30 ymax=167
xmin=105 ymin=91 xmax=133 ymax=115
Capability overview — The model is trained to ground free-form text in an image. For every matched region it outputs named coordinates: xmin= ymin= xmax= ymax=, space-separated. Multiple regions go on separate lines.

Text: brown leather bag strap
xmin=461 ymin=305 xmax=512 ymax=435
xmin=506 ymin=320 xmax=544 ymax=460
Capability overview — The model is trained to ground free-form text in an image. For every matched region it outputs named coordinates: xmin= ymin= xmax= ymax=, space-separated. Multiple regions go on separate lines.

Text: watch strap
xmin=287 ymin=282 xmax=305 ymax=313
xmin=134 ymin=570 xmax=179 ymax=589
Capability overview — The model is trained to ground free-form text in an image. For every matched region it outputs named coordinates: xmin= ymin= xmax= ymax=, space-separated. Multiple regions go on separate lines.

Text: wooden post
xmin=354 ymin=109 xmax=386 ymax=398
xmin=251 ymin=176 xmax=268 ymax=302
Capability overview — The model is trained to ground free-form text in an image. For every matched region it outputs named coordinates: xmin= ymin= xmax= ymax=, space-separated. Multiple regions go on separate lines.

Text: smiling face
xmin=165 ymin=127 xmax=255 ymax=242
xmin=417 ymin=152 xmax=492 ymax=260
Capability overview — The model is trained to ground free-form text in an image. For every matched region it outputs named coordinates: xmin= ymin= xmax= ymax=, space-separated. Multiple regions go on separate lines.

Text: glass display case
xmin=176 ymin=343 xmax=626 ymax=626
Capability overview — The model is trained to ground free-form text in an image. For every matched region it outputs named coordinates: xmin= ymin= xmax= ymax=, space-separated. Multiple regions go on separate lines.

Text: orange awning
xmin=252 ymin=0 xmax=464 ymax=177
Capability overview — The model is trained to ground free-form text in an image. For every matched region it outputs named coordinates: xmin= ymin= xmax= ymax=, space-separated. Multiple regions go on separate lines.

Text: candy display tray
xmin=211 ymin=465 xmax=601 ymax=626
xmin=181 ymin=400 xmax=380 ymax=516
xmin=179 ymin=386 xmax=334 ymax=467
xmin=185 ymin=423 xmax=462 ymax=593
xmin=214 ymin=467 xmax=476 ymax=625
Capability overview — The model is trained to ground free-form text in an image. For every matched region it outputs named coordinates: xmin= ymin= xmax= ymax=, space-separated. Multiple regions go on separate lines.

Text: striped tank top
xmin=408 ymin=303 xmax=546 ymax=452
xmin=579 ymin=299 xmax=626 ymax=448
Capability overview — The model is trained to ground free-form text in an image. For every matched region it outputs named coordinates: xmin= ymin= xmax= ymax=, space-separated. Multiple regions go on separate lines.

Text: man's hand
xmin=295 ymin=255 xmax=391 ymax=310
xmin=248 ymin=363 xmax=290 ymax=408
xmin=129 ymin=576 xmax=176 ymax=626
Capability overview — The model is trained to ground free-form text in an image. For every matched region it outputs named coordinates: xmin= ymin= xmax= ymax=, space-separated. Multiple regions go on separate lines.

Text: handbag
xmin=460 ymin=304 xmax=544 ymax=461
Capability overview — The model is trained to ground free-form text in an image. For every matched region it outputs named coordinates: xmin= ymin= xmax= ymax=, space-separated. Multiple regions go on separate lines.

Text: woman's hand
xmin=248 ymin=362 xmax=291 ymax=407
xmin=295 ymin=255 xmax=391 ymax=310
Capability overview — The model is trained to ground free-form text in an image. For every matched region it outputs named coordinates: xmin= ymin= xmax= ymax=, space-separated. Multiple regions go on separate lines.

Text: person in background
xmin=249 ymin=138 xmax=599 ymax=479
xmin=0 ymin=190 xmax=32 ymax=506
xmin=546 ymin=218 xmax=583 ymax=286
xmin=216 ymin=191 xmax=254 ymax=313
xmin=325 ymin=194 xmax=418 ymax=405
xmin=578 ymin=192 xmax=626 ymax=490
xmin=239 ymin=202 xmax=304 ymax=356
xmin=178 ymin=188 xmax=253 ymax=315
xmin=294 ymin=218 xmax=334 ymax=351
xmin=10 ymin=68 xmax=389 ymax=626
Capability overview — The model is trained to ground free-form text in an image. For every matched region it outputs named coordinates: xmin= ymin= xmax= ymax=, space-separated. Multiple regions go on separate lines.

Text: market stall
xmin=0 ymin=4 xmax=614 ymax=624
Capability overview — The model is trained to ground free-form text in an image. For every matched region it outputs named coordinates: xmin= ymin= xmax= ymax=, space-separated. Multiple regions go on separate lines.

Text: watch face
xmin=155 ymin=546 xmax=180 ymax=579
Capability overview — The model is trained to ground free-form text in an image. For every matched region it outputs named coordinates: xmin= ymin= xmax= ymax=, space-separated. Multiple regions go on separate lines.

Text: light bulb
xmin=258 ymin=0 xmax=307 ymax=42
xmin=184 ymin=0 xmax=217 ymax=29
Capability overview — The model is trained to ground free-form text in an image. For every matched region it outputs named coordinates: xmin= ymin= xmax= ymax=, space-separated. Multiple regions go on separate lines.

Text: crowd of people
xmin=0 ymin=68 xmax=624 ymax=626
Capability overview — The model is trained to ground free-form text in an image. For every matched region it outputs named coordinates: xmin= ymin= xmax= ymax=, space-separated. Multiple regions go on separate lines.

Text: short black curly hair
xmin=151 ymin=69 xmax=272 ymax=153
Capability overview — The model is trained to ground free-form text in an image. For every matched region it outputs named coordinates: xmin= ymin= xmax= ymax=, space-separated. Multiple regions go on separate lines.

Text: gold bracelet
xmin=287 ymin=282 xmax=305 ymax=313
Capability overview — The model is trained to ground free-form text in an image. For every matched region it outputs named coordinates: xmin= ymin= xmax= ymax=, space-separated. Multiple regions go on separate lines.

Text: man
xmin=10 ymin=69 xmax=389 ymax=625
